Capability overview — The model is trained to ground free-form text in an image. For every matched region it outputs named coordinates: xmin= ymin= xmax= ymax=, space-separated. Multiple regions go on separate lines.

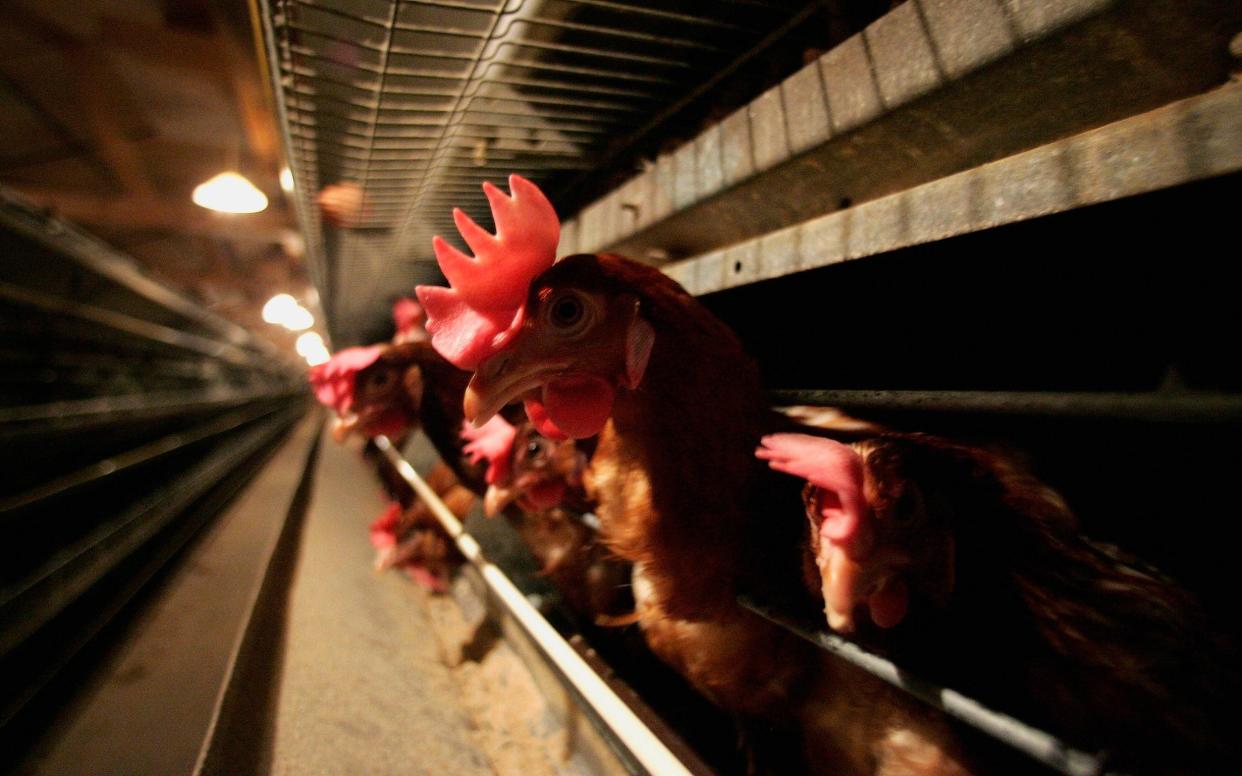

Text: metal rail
xmin=768 ymin=389 xmax=1242 ymax=423
xmin=739 ymin=596 xmax=1112 ymax=776
xmin=0 ymin=386 xmax=300 ymax=432
xmin=0 ymin=280 xmax=276 ymax=372
xmin=0 ymin=403 xmax=293 ymax=513
xmin=0 ymin=408 xmax=302 ymax=658
xmin=373 ymin=434 xmax=692 ymax=776
xmin=0 ymin=187 xmax=301 ymax=374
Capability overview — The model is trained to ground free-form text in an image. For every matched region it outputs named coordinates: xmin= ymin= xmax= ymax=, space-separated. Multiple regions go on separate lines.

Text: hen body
xmin=840 ymin=434 xmax=1237 ymax=772
xmin=495 ymin=422 xmax=633 ymax=624
xmin=372 ymin=340 xmax=486 ymax=493
xmin=461 ymin=254 xmax=971 ymax=774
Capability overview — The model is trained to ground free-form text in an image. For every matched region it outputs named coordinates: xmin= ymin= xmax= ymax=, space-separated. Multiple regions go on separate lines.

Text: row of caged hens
xmin=309 ymin=176 xmax=1237 ymax=775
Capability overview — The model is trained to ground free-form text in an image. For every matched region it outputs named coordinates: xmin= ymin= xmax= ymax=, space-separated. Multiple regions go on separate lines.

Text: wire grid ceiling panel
xmin=264 ymin=0 xmax=811 ymax=345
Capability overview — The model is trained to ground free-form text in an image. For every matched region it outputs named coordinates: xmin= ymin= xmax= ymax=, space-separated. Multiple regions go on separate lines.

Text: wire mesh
xmin=262 ymin=0 xmax=815 ymax=344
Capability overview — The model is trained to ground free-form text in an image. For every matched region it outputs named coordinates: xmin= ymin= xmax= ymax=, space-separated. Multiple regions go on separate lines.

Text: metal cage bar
xmin=373 ymin=434 xmax=694 ymax=776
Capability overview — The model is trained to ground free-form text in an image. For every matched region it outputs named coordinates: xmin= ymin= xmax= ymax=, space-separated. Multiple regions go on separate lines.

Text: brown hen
xmin=417 ymin=175 xmax=979 ymax=773
xmin=761 ymin=431 xmax=1238 ymax=772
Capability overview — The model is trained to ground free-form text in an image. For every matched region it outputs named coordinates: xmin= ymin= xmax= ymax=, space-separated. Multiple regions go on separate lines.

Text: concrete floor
xmin=267 ymin=430 xmax=585 ymax=775
xmin=265 ymin=431 xmax=494 ymax=775
xmin=13 ymin=415 xmax=321 ymax=776
xmin=13 ymin=421 xmax=590 ymax=775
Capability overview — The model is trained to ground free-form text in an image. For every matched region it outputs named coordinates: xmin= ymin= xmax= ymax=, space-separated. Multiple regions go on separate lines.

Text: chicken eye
xmin=892 ymin=487 xmax=923 ymax=525
xmin=552 ymin=296 xmax=582 ymax=326
xmin=545 ymin=291 xmax=591 ymax=334
xmin=525 ymin=440 xmax=545 ymax=460
xmin=366 ymin=369 xmax=393 ymax=390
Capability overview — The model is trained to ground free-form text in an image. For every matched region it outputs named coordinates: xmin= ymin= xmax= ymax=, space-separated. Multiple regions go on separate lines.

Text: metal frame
xmin=257 ymin=0 xmax=821 ymax=344
xmin=0 ymin=188 xmax=301 ymax=375
xmin=739 ymin=596 xmax=1111 ymax=776
xmin=0 ymin=404 xmax=293 ymax=513
xmin=0 ymin=387 xmax=300 ymax=434
xmin=0 ymin=408 xmax=302 ymax=660
xmin=373 ymin=434 xmax=694 ymax=776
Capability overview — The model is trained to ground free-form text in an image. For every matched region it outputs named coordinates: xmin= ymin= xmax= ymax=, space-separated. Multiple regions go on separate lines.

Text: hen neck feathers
xmin=591 ymin=278 xmax=777 ymax=617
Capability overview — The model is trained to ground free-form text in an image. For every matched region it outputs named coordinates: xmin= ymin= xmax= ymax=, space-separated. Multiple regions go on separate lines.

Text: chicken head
xmin=758 ymin=433 xmax=957 ymax=634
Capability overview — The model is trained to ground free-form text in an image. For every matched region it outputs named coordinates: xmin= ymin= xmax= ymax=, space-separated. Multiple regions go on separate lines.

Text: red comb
xmin=756 ymin=434 xmax=866 ymax=543
xmin=369 ymin=501 xmax=403 ymax=549
xmin=460 ymin=415 xmax=518 ymax=485
xmin=392 ymin=297 xmax=425 ymax=335
xmin=416 ymin=174 xmax=559 ymax=370
xmin=307 ymin=345 xmax=385 ymax=414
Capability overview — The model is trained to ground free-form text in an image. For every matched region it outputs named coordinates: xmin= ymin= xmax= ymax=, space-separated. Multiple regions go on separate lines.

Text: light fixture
xmin=296 ymin=332 xmax=331 ymax=366
xmin=283 ymin=306 xmax=314 ymax=331
xmin=262 ymin=293 xmax=314 ymax=331
xmin=192 ymin=172 xmax=268 ymax=214
xmin=262 ymin=293 xmax=296 ymax=323
xmin=280 ymin=167 xmax=295 ymax=192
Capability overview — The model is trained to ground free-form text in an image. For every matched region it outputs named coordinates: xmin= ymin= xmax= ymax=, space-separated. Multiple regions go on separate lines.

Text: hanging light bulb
xmin=296 ymin=332 xmax=330 ymax=366
xmin=262 ymin=293 xmax=314 ymax=331
xmin=283 ymin=306 xmax=314 ymax=331
xmin=262 ymin=293 xmax=297 ymax=324
xmin=280 ymin=167 xmax=295 ymax=192
xmin=192 ymin=172 xmax=268 ymax=214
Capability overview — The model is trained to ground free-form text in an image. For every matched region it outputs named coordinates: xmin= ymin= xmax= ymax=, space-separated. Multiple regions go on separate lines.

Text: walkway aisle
xmin=269 ymin=433 xmax=491 ymax=774
xmin=271 ymin=432 xmax=581 ymax=776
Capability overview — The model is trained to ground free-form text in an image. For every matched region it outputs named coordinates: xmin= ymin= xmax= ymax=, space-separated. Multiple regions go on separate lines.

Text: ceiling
xmin=0 ymin=0 xmax=861 ymax=351
xmin=0 ymin=0 xmax=313 ymax=354
xmin=261 ymin=0 xmax=835 ymax=347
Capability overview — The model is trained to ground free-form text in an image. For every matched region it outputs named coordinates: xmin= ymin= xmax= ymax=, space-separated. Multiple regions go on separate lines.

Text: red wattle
xmin=541 ymin=375 xmax=614 ymax=440
xmin=868 ymin=576 xmax=909 ymax=629
xmin=366 ymin=408 xmax=409 ymax=439
xmin=521 ymin=479 xmax=566 ymax=511
xmin=524 ymin=396 xmax=569 ymax=441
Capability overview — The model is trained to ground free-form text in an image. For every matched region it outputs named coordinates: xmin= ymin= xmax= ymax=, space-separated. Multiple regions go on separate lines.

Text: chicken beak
xmin=332 ymin=414 xmax=359 ymax=443
xmin=819 ymin=538 xmax=911 ymax=633
xmin=463 ymin=348 xmax=570 ymax=426
xmin=483 ymin=484 xmax=516 ymax=516
xmin=820 ymin=544 xmax=864 ymax=633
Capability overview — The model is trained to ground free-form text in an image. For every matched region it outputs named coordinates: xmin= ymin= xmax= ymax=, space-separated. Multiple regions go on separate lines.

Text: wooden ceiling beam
xmin=97 ymin=15 xmax=280 ymax=168
xmin=14 ymin=187 xmax=294 ymax=244
xmin=96 ymin=16 xmax=226 ymax=76
xmin=67 ymin=47 xmax=159 ymax=200
xmin=0 ymin=7 xmax=160 ymax=199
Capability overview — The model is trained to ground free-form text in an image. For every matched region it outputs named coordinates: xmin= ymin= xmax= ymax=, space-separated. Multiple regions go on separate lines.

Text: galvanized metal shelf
xmin=561 ymin=0 xmax=1241 ymax=264
xmin=374 ymin=434 xmax=697 ymax=776
xmin=661 ymin=84 xmax=1242 ymax=296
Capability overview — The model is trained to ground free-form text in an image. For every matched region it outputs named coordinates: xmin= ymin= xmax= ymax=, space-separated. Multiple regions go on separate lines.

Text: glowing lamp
xmin=192 ymin=172 xmax=268 ymax=214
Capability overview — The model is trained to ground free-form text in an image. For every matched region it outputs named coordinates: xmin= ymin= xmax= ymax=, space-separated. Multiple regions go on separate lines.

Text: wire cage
xmin=3 ymin=0 xmax=1240 ymax=773
xmin=255 ymin=0 xmax=1242 ymax=773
